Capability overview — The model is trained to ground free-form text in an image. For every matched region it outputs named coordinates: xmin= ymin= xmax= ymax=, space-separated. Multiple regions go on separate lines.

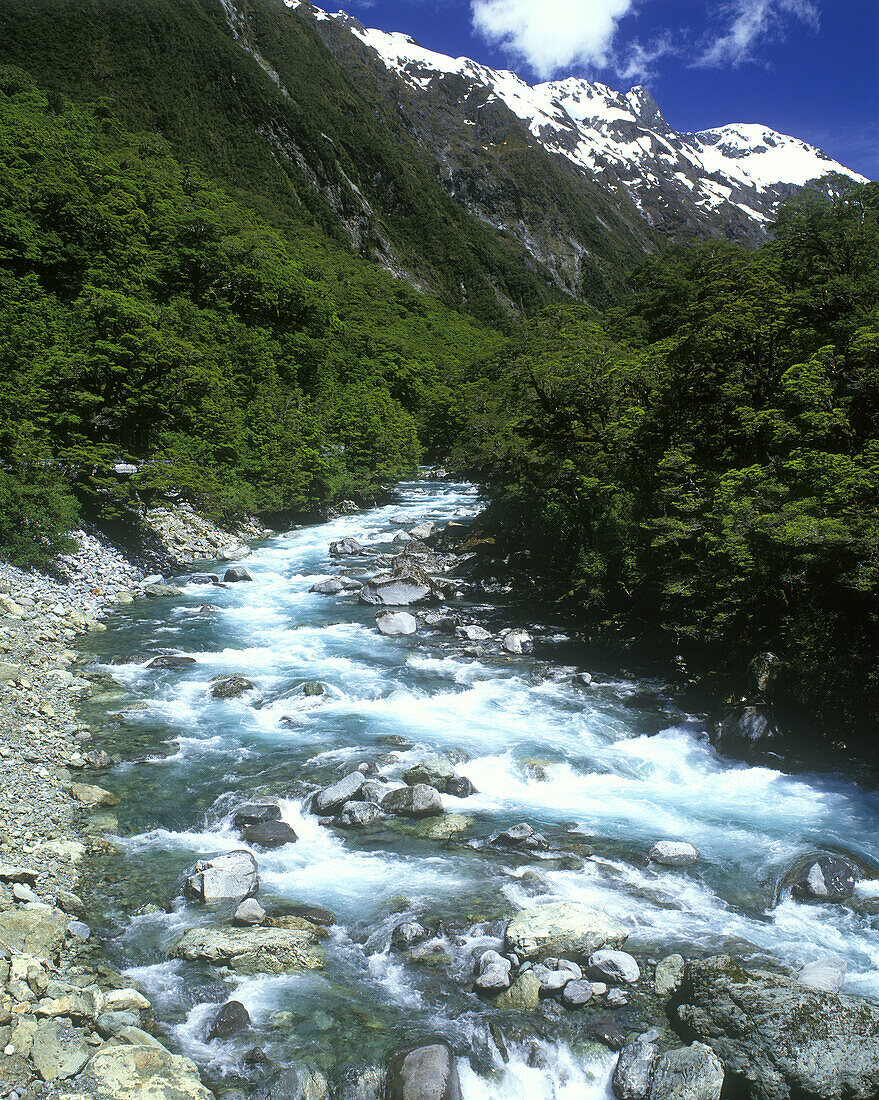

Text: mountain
xmin=304 ymin=3 xmax=865 ymax=295
xmin=0 ymin=0 xmax=864 ymax=317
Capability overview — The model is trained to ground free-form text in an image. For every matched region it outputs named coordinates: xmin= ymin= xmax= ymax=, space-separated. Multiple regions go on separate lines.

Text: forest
xmin=0 ymin=70 xmax=497 ymax=564
xmin=452 ymin=180 xmax=879 ymax=737
xmin=1 ymin=64 xmax=877 ymax=738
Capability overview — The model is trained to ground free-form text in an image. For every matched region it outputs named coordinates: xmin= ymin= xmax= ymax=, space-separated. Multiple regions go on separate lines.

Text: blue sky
xmin=336 ymin=0 xmax=878 ymax=178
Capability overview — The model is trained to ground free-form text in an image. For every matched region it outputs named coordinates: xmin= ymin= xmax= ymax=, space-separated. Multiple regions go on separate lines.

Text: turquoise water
xmin=78 ymin=478 xmax=879 ymax=1096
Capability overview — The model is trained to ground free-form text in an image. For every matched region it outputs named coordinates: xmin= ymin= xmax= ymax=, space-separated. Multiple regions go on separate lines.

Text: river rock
xmin=560 ymin=979 xmax=594 ymax=1007
xmin=458 ymin=625 xmax=492 ymax=642
xmin=315 ymin=771 xmax=366 ymax=814
xmin=311 ymin=577 xmax=344 ymax=594
xmin=789 ymin=855 xmax=859 ymax=902
xmin=336 ymin=800 xmax=384 ymax=828
xmin=614 ymin=1035 xmax=659 ymax=1100
xmin=360 ymin=575 xmax=433 ymax=607
xmin=382 ymin=784 xmax=444 ymax=818
xmin=655 ymin=954 xmax=685 ymax=998
xmin=391 ymin=921 xmax=429 ymax=950
xmin=502 ymin=629 xmax=533 ymax=654
xmin=671 ymin=954 xmax=879 ymax=1100
xmin=211 ymin=675 xmax=254 ymax=698
xmin=386 ymin=1041 xmax=461 ymax=1100
xmin=494 ymin=971 xmax=542 ymax=1010
xmin=30 ymin=1018 xmax=90 ymax=1081
xmin=82 ymin=1036 xmax=214 ymax=1099
xmin=711 ymin=704 xmax=779 ymax=758
xmin=330 ymin=538 xmax=364 ymax=556
xmin=147 ymin=654 xmax=197 ymax=669
xmin=169 ymin=920 xmax=325 ymax=974
xmin=233 ymin=803 xmax=282 ymax=829
xmin=302 ymin=680 xmax=325 ymax=696
xmin=0 ymin=906 xmax=68 ymax=957
xmin=376 ymin=611 xmax=418 ymax=636
xmin=224 ymin=567 xmax=253 ymax=582
xmin=408 ymin=522 xmax=437 ymax=540
xmin=530 ymin=963 xmax=574 ymax=996
xmin=184 ymin=850 xmax=259 ymax=904
xmin=234 ymin=898 xmax=266 ymax=925
xmin=402 ymin=758 xmax=455 ymax=792
xmin=252 ymin=1067 xmax=329 ymax=1100
xmin=572 ymin=672 xmax=594 ymax=688
xmin=474 ymin=950 xmax=512 ymax=993
xmin=445 ymin=775 xmax=477 ymax=798
xmin=649 ymin=841 xmax=700 ymax=866
xmin=206 ymin=1000 xmax=251 ymax=1040
xmin=70 ymin=781 xmax=119 ymax=807
xmin=504 ymin=902 xmax=627 ymax=961
xmin=797 ymin=956 xmax=847 ymax=994
xmin=492 ymin=822 xmax=549 ymax=852
xmin=588 ymin=950 xmax=641 ymax=984
xmin=143 ymin=583 xmax=183 ymax=598
xmin=648 ymin=1044 xmax=724 ymax=1100
xmin=241 ymin=820 xmax=298 ymax=848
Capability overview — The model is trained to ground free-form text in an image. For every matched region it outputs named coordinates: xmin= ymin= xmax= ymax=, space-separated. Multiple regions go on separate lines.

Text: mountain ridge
xmin=301 ymin=1 xmax=865 ymax=243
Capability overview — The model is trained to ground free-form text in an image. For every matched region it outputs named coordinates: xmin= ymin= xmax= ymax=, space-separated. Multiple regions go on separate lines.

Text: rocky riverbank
xmin=0 ymin=509 xmax=273 ymax=1099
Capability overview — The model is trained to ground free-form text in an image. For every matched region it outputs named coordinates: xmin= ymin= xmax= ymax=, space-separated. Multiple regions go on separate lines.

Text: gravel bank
xmin=0 ymin=519 xmax=259 ymax=1099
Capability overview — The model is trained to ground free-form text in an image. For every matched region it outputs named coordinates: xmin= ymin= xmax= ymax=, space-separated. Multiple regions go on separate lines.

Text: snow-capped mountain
xmin=298 ymin=2 xmax=864 ymax=288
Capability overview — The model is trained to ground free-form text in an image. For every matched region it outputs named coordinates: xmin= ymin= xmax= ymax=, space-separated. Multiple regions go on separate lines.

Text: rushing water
xmin=78 ymin=478 xmax=879 ymax=1096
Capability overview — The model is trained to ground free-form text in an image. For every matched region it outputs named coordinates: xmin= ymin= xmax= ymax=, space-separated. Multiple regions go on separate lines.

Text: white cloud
xmin=701 ymin=0 xmax=818 ymax=66
xmin=470 ymin=0 xmax=636 ymax=79
xmin=618 ymin=33 xmax=676 ymax=83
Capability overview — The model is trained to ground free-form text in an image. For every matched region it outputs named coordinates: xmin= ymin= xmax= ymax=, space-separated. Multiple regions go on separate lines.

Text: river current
xmin=79 ymin=478 xmax=879 ymax=1097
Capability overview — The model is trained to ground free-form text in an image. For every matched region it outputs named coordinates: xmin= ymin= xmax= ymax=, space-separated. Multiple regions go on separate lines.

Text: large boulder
xmin=382 ymin=784 xmax=444 ymax=818
xmin=376 ymin=611 xmax=418 ymax=636
xmin=614 ymin=1034 xmax=659 ymax=1100
xmin=670 ymin=955 xmax=879 ymax=1100
xmin=184 ymin=850 xmax=259 ymax=904
xmin=787 ymin=855 xmax=859 ymax=902
xmin=504 ymin=902 xmax=627 ymax=961
xmin=502 ymin=629 xmax=533 ymax=655
xmin=386 ymin=1042 xmax=461 ymax=1100
xmin=80 ymin=1036 xmax=213 ymax=1099
xmin=205 ymin=1000 xmax=251 ymax=1040
xmin=147 ymin=655 xmax=197 ymax=669
xmin=330 ymin=538 xmax=364 ymax=556
xmin=649 ymin=842 xmax=700 ymax=867
xmin=169 ymin=919 xmax=325 ymax=974
xmin=402 ymin=758 xmax=456 ymax=792
xmin=336 ymin=801 xmax=384 ymax=828
xmin=710 ymin=704 xmax=779 ymax=758
xmin=494 ymin=971 xmax=542 ymax=1010
xmin=0 ymin=906 xmax=69 ymax=958
xmin=314 ymin=771 xmax=366 ymax=814
xmin=211 ymin=675 xmax=254 ymax=699
xmin=360 ymin=574 xmax=434 ymax=607
xmin=223 ymin=567 xmax=253 ymax=582
xmin=588 ymin=949 xmax=641 ymax=984
xmin=648 ymin=1044 xmax=724 ymax=1100
xmin=30 ymin=1019 xmax=90 ymax=1081
xmin=474 ymin=950 xmax=512 ymax=993
xmin=408 ymin=521 xmax=437 ymax=540
xmin=241 ymin=821 xmax=298 ymax=849
xmin=232 ymin=803 xmax=281 ymax=829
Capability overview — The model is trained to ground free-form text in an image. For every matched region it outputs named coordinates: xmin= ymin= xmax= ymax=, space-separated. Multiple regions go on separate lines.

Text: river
xmin=78 ymin=477 xmax=879 ymax=1097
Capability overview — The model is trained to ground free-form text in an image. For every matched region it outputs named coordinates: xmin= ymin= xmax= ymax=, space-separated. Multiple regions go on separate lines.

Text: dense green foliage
xmin=454 ymin=180 xmax=879 ymax=738
xmin=0 ymin=74 xmax=498 ymax=562
xmin=0 ymin=0 xmax=574 ymax=327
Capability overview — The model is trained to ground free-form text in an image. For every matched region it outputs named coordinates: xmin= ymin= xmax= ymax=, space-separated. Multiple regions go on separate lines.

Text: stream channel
xmin=77 ymin=477 xmax=879 ymax=1098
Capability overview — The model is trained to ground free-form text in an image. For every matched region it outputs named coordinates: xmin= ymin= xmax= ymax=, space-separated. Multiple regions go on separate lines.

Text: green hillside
xmin=0 ymin=72 xmax=498 ymax=564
